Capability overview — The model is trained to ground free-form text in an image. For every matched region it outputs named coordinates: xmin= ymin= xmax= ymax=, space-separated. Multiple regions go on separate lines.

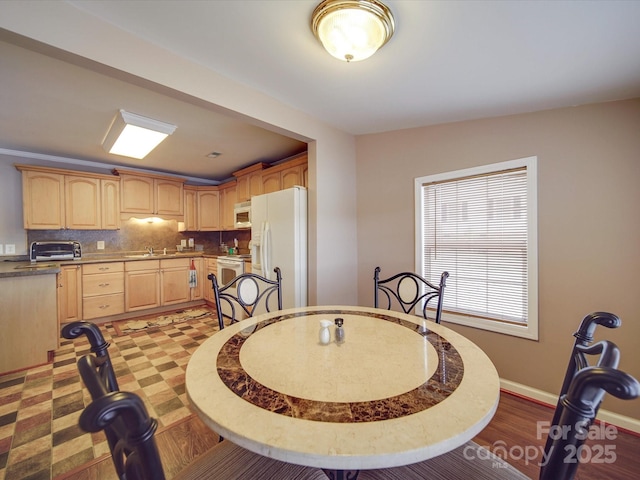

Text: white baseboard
xmin=500 ymin=378 xmax=640 ymax=435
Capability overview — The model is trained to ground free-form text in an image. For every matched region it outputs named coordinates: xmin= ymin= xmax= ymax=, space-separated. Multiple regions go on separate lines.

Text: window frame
xmin=414 ymin=156 xmax=538 ymax=340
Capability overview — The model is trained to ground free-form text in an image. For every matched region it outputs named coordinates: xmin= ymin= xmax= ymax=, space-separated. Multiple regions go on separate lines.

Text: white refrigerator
xmin=251 ymin=186 xmax=307 ymax=309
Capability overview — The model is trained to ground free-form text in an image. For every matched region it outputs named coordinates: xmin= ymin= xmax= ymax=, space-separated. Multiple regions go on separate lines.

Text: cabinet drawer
xmin=83 ymin=272 xmax=124 ymax=296
xmin=125 ymin=260 xmax=160 ymax=271
xmin=83 ymin=294 xmax=125 ymax=319
xmin=160 ymin=258 xmax=189 ymax=269
xmin=83 ymin=262 xmax=124 ymax=274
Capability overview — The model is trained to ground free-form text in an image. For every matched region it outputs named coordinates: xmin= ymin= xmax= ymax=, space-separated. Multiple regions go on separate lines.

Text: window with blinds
xmin=415 ymin=156 xmax=538 ymax=339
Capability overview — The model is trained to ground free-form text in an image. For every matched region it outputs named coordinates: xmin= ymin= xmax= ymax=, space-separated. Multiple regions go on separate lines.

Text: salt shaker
xmin=319 ymin=320 xmax=332 ymax=345
xmin=334 ymin=318 xmax=345 ymax=344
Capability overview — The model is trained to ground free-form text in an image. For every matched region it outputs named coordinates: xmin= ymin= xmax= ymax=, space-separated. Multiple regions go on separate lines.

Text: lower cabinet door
xmin=161 ymin=267 xmax=190 ymax=305
xmin=126 ymin=270 xmax=160 ymax=311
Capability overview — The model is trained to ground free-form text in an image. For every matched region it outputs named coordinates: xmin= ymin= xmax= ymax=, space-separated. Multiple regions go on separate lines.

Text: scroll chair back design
xmin=374 ymin=267 xmax=449 ymax=323
xmin=558 ymin=311 xmax=622 ymax=399
xmin=544 ymin=312 xmax=622 ymax=466
xmin=77 ymin=356 xmax=328 ymax=480
xmin=359 ymin=344 xmax=639 ymax=480
xmin=61 ymin=321 xmax=119 ymax=393
xmin=79 ymin=385 xmax=165 ymax=480
xmin=208 ymin=267 xmax=283 ymax=330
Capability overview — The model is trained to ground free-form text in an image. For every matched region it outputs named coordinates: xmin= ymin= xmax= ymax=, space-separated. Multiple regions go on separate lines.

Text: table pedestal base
xmin=322 ymin=469 xmax=360 ymax=480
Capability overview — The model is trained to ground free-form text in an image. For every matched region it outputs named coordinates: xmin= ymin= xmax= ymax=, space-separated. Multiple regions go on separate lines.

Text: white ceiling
xmin=1 ymin=0 xmax=639 ymax=182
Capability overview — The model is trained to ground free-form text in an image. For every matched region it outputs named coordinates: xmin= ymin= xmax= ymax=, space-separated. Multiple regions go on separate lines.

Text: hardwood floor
xmin=56 ymin=391 xmax=639 ymax=479
xmin=54 ymin=414 xmax=220 ymax=480
xmin=474 ymin=391 xmax=640 ymax=480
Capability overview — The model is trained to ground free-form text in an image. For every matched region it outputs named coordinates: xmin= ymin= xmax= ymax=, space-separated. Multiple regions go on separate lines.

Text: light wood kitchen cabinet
xmin=156 ymin=178 xmax=184 ymax=216
xmin=57 ymin=264 xmax=82 ymax=325
xmin=17 ymin=165 xmax=120 ymax=230
xmin=19 ymin=169 xmax=65 ymax=229
xmin=101 ymin=178 xmax=121 ymax=229
xmin=197 ymin=189 xmax=220 ymax=231
xmin=183 ymin=186 xmax=221 ymax=231
xmin=65 ymin=176 xmax=100 ymax=229
xmin=183 ymin=186 xmax=198 ymax=231
xmin=117 ymin=170 xmax=184 ymax=219
xmin=66 ymin=176 xmax=121 ymax=230
xmin=261 ymin=154 xmax=308 ymax=194
xmin=219 ymin=181 xmax=237 ymax=230
xmin=1 ymin=273 xmax=58 ymax=374
xmin=160 ymin=258 xmax=190 ymax=306
xmin=204 ymin=257 xmax=217 ymax=304
xmin=125 ymin=260 xmax=161 ymax=312
xmin=281 ymin=164 xmax=304 ymax=190
xmin=83 ymin=262 xmax=125 ymax=319
xmin=261 ymin=169 xmax=281 ymax=195
xmin=234 ymin=162 xmax=267 ymax=202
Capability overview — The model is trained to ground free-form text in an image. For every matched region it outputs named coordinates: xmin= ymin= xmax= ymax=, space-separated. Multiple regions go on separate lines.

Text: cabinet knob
xmin=98 ymin=283 xmax=110 ymax=287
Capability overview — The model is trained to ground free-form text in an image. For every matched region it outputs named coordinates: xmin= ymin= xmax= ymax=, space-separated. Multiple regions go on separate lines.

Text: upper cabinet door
xmin=281 ymin=165 xmax=303 ymax=190
xmin=101 ymin=179 xmax=121 ymax=230
xmin=22 ymin=170 xmax=65 ymax=229
xmin=197 ymin=189 xmax=220 ymax=231
xmin=65 ymin=176 xmax=101 ymax=230
xmin=262 ymin=170 xmax=281 ymax=194
xmin=183 ymin=187 xmax=198 ymax=231
xmin=120 ymin=175 xmax=154 ymax=214
xmin=155 ymin=179 xmax=184 ymax=216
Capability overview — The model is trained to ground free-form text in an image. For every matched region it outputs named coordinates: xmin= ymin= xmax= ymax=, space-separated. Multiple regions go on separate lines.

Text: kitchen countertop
xmin=0 ymin=252 xmax=251 ymax=278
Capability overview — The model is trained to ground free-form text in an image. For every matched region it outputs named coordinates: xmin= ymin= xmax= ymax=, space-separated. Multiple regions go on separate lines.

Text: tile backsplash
xmin=27 ymin=219 xmax=251 ymax=256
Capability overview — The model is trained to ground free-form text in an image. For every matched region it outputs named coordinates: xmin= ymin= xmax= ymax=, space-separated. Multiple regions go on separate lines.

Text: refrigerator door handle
xmin=263 ymin=221 xmax=271 ymax=279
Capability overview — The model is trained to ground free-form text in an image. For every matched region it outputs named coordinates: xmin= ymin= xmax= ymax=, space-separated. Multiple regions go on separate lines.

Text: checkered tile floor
xmin=0 ymin=313 xmax=219 ymax=480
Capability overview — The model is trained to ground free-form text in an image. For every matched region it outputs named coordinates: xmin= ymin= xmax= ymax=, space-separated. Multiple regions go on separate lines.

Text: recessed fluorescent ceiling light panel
xmin=102 ymin=109 xmax=177 ymax=159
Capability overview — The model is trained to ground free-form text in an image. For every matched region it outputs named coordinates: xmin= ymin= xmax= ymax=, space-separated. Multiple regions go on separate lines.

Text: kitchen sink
xmin=124 ymin=254 xmax=158 ymax=258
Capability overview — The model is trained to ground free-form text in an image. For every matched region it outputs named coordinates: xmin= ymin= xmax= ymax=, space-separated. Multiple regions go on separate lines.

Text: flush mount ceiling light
xmin=102 ymin=109 xmax=176 ymax=159
xmin=311 ymin=0 xmax=395 ymax=62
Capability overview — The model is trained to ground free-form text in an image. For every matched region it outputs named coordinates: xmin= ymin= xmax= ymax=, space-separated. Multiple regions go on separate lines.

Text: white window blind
xmin=420 ymin=166 xmax=531 ymax=325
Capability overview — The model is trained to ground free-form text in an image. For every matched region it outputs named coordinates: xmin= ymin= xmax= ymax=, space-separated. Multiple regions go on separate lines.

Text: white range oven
xmin=216 ymin=256 xmax=245 ymax=286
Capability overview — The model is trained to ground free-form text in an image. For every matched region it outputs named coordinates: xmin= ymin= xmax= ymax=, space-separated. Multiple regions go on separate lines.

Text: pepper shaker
xmin=335 ymin=318 xmax=345 ymax=344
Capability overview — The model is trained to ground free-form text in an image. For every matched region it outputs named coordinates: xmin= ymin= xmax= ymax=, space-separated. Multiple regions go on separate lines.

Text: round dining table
xmin=186 ymin=306 xmax=500 ymax=475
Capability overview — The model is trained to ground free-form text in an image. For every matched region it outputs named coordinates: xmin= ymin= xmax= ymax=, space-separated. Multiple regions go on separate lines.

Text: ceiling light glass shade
xmin=102 ymin=109 xmax=176 ymax=159
xmin=312 ymin=0 xmax=395 ymax=62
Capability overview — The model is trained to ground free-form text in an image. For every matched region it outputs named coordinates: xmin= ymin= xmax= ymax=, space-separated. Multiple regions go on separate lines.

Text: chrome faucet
xmin=146 ymin=246 xmax=154 ymax=255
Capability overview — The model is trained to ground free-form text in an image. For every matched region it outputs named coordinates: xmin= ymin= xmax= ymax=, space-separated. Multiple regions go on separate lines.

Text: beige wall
xmin=356 ymin=99 xmax=640 ymax=419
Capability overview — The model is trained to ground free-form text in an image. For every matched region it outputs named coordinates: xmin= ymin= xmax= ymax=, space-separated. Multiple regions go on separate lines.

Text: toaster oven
xmin=30 ymin=241 xmax=82 ymax=262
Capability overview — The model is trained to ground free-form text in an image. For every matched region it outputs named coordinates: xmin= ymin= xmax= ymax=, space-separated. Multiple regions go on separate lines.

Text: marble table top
xmin=186 ymin=306 xmax=500 ymax=470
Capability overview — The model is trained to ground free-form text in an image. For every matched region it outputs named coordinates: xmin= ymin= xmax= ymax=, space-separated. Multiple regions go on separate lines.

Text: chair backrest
xmin=208 ymin=267 xmax=283 ymax=330
xmin=558 ymin=312 xmax=622 ymax=398
xmin=61 ymin=321 xmax=119 ymax=393
xmin=542 ymin=311 xmax=622 ymax=473
xmin=540 ymin=362 xmax=639 ymax=480
xmin=78 ymin=384 xmax=166 ymax=480
xmin=374 ymin=267 xmax=449 ymax=323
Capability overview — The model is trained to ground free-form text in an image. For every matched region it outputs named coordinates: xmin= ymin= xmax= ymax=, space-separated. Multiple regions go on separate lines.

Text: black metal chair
xmin=69 ymin=323 xmax=326 ymax=480
xmin=359 ymin=340 xmax=638 ymax=480
xmin=542 ymin=312 xmax=622 ymax=468
xmin=557 ymin=311 xmax=622 ymax=399
xmin=61 ymin=321 xmax=119 ymax=393
xmin=209 ymin=267 xmax=283 ymax=330
xmin=374 ymin=267 xmax=449 ymax=323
